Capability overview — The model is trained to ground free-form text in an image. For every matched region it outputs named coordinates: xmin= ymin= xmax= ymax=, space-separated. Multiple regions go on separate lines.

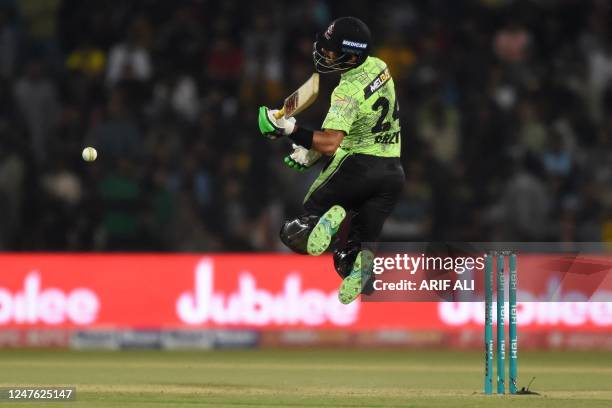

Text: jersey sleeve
xmin=322 ymin=84 xmax=360 ymax=134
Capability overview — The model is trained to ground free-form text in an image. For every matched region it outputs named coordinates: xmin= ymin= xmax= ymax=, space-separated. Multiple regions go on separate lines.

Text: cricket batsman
xmin=258 ymin=17 xmax=405 ymax=304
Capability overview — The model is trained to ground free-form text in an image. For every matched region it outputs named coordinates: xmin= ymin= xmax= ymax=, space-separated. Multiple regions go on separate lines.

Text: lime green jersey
xmin=322 ymin=56 xmax=401 ymax=157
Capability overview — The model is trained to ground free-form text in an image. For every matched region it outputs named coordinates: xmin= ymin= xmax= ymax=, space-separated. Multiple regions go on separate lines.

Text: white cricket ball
xmin=82 ymin=147 xmax=98 ymax=162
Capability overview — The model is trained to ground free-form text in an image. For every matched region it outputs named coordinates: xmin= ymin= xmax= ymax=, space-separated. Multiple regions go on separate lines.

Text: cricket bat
xmin=274 ymin=73 xmax=320 ymax=119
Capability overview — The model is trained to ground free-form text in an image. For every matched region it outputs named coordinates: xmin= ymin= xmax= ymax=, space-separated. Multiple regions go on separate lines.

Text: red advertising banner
xmin=0 ymin=254 xmax=611 ymax=332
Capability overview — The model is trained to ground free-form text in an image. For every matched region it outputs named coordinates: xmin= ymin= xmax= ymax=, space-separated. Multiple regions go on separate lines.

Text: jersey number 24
xmin=371 ymin=96 xmax=399 ymax=133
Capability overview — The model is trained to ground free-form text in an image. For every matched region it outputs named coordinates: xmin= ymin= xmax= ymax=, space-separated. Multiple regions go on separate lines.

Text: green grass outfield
xmin=0 ymin=349 xmax=611 ymax=407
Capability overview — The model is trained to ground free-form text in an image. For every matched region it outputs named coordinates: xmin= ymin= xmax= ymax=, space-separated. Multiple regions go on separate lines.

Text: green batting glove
xmin=283 ymin=144 xmax=322 ymax=172
xmin=284 ymin=155 xmax=308 ymax=172
xmin=258 ymin=106 xmax=296 ymax=140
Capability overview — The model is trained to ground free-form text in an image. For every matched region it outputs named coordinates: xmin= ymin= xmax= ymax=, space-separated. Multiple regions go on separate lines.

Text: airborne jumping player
xmin=258 ymin=17 xmax=404 ymax=304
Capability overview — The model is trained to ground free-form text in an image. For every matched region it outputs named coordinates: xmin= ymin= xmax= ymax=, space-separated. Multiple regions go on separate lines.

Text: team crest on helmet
xmin=324 ymin=22 xmax=335 ymax=40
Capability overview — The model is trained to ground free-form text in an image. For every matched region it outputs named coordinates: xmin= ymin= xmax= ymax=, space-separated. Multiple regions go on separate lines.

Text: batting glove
xmin=258 ymin=106 xmax=296 ymax=140
xmin=284 ymin=144 xmax=322 ymax=172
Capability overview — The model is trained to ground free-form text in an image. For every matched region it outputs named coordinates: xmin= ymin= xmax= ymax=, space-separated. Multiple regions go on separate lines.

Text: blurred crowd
xmin=1 ymin=0 xmax=611 ymax=251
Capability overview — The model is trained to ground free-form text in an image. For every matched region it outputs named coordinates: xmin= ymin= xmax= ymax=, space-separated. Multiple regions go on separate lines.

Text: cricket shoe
xmin=338 ymin=250 xmax=374 ymax=305
xmin=307 ymin=205 xmax=346 ymax=256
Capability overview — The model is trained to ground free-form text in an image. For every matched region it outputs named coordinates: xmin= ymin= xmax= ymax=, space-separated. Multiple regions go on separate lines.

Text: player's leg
xmin=337 ymin=199 xmax=393 ymax=304
xmin=337 ymin=197 xmax=389 ymax=304
xmin=279 ymin=207 xmax=346 ymax=255
xmin=338 ymin=161 xmax=404 ymax=304
xmin=306 ymin=204 xmax=346 ymax=255
xmin=279 ymin=214 xmax=321 ymax=254
xmin=280 ymin=151 xmax=355 ymax=255
xmin=338 ymin=248 xmax=375 ymax=304
xmin=333 ymin=237 xmax=360 ymax=278
xmin=303 ymin=149 xmax=358 ymax=255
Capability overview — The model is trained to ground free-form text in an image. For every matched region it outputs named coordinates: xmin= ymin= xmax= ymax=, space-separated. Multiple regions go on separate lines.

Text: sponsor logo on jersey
xmin=364 ymin=67 xmax=391 ymax=99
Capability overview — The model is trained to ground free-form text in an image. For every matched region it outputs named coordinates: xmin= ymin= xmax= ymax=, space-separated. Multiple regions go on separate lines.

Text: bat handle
xmin=274 ymin=107 xmax=285 ymax=119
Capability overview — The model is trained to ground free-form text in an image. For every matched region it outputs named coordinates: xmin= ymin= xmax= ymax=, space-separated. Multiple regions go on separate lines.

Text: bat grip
xmin=274 ymin=107 xmax=285 ymax=119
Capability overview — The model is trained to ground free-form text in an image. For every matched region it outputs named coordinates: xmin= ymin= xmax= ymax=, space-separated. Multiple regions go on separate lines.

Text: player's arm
xmin=282 ymin=84 xmax=356 ymax=155
xmin=306 ymin=128 xmax=345 ymax=155
xmin=257 ymin=107 xmax=343 ymax=153
xmin=318 ymin=85 xmax=357 ymax=153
